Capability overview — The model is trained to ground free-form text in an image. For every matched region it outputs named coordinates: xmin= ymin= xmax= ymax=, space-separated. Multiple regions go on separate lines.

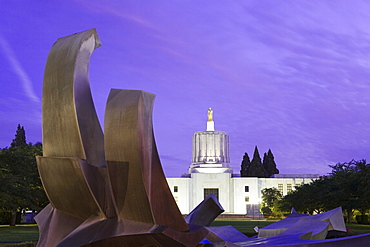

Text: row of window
xmin=278 ymin=184 xmax=293 ymax=194
xmin=172 ymin=184 xmax=293 ymax=196
xmin=245 ymin=184 xmax=293 ymax=195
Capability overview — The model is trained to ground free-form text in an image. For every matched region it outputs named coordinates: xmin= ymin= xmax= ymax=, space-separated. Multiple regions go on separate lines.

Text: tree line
xmin=0 ymin=125 xmax=48 ymax=225
xmin=2 ymin=126 xmax=369 ymax=225
xmin=261 ymin=159 xmax=370 ymax=223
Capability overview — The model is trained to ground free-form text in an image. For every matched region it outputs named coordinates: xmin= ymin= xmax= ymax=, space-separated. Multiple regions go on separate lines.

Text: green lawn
xmin=0 ymin=225 xmax=38 ymax=247
xmin=1 ymin=221 xmax=370 ymax=246
xmin=346 ymin=223 xmax=370 ymax=235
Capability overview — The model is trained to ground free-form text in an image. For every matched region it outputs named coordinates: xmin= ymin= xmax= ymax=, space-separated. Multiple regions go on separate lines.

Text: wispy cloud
xmin=72 ymin=0 xmax=162 ymax=33
xmin=0 ymin=34 xmax=40 ymax=103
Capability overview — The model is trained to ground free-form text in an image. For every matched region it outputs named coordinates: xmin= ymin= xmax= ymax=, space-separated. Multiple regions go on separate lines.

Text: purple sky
xmin=1 ymin=1 xmax=370 ymax=177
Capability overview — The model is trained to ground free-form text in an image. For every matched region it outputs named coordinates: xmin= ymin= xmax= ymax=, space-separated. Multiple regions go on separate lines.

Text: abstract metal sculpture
xmin=35 ymin=29 xmax=223 ymax=247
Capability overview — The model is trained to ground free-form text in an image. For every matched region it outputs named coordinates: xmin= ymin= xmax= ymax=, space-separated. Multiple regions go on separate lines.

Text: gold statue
xmin=207 ymin=108 xmax=213 ymax=121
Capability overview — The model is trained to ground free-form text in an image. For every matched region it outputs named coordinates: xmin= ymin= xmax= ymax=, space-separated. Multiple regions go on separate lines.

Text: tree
xmin=0 ymin=125 xmax=48 ymax=225
xmin=261 ymin=187 xmax=282 ymax=215
xmin=240 ymin=153 xmax=250 ymax=177
xmin=327 ymin=159 xmax=370 ymax=223
xmin=246 ymin=146 xmax=267 ymax=177
xmin=278 ymin=176 xmax=331 ymax=215
xmin=263 ymin=149 xmax=279 ymax=178
xmin=241 ymin=147 xmax=280 ymax=178
xmin=278 ymin=159 xmax=370 ymax=223
xmin=10 ymin=124 xmax=26 ymax=148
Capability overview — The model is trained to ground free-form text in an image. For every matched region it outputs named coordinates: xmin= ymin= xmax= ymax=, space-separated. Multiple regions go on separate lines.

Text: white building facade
xmin=166 ymin=109 xmax=319 ymax=215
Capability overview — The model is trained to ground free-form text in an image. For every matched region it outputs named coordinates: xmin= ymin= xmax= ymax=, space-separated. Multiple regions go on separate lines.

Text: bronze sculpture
xmin=35 ymin=29 xmax=223 ymax=247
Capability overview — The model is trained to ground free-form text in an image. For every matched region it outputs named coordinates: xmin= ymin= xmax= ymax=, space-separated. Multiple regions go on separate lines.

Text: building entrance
xmin=204 ymin=188 xmax=219 ymax=201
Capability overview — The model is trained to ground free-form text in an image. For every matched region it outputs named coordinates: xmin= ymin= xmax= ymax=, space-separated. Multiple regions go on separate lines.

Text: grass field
xmin=1 ymin=221 xmax=370 ymax=246
xmin=0 ymin=225 xmax=38 ymax=247
xmin=346 ymin=223 xmax=370 ymax=235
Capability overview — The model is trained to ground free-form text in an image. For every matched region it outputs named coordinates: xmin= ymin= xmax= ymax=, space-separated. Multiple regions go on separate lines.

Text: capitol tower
xmin=189 ymin=108 xmax=232 ymax=174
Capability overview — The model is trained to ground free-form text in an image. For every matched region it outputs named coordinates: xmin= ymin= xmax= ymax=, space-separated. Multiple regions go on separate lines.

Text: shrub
xmin=268 ymin=211 xmax=285 ymax=220
xmin=261 ymin=206 xmax=272 ymax=216
xmin=0 ymin=209 xmax=11 ymax=224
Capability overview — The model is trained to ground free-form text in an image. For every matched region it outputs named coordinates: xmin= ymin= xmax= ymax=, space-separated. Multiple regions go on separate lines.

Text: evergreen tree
xmin=263 ymin=149 xmax=279 ymax=177
xmin=263 ymin=152 xmax=267 ymax=167
xmin=247 ymin=146 xmax=268 ymax=177
xmin=10 ymin=124 xmax=26 ymax=148
xmin=240 ymin=153 xmax=250 ymax=177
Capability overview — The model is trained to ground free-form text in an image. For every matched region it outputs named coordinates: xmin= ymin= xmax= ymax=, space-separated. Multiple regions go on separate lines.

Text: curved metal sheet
xmin=104 ymin=89 xmax=155 ymax=224
xmin=149 ymin=135 xmax=190 ymax=231
xmin=37 ymin=156 xmax=105 ymax=219
xmin=104 ymin=89 xmax=189 ymax=231
xmin=42 ymin=28 xmax=105 ymax=167
xmin=34 ymin=204 xmax=85 ymax=247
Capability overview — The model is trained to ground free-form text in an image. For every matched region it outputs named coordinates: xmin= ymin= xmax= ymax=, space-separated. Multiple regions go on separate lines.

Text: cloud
xmin=72 ymin=0 xmax=162 ymax=33
xmin=0 ymin=34 xmax=40 ymax=103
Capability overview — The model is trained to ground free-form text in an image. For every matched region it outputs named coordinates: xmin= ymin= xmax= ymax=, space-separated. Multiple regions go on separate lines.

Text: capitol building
xmin=166 ymin=109 xmax=319 ymax=215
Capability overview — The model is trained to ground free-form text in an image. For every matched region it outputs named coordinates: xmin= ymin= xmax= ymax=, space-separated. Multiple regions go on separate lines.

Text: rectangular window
xmin=245 ymin=196 xmax=249 ymax=202
xmin=204 ymin=188 xmax=219 ymax=201
xmin=278 ymin=184 xmax=283 ymax=194
xmin=287 ymin=184 xmax=292 ymax=193
xmin=174 ymin=186 xmax=178 ymax=192
xmin=245 ymin=186 xmax=249 ymax=192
